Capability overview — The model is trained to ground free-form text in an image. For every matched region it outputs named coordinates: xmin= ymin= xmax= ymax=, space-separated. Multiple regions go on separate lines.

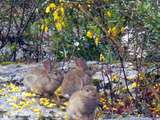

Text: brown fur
xmin=61 ymin=58 xmax=94 ymax=98
xmin=67 ymin=85 xmax=99 ymax=120
xmin=23 ymin=60 xmax=63 ymax=97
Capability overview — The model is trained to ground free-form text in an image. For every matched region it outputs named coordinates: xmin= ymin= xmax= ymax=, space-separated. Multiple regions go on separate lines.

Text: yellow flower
xmin=111 ymin=74 xmax=119 ymax=81
xmin=87 ymin=4 xmax=91 ymax=8
xmin=7 ymin=83 xmax=16 ymax=88
xmin=40 ymin=97 xmax=56 ymax=108
xmin=118 ymin=100 xmax=125 ymax=106
xmin=99 ymin=97 xmax=106 ymax=103
xmin=55 ymin=87 xmax=62 ymax=96
xmin=53 ymin=12 xmax=61 ymax=21
xmin=46 ymin=103 xmax=56 ymax=108
xmin=23 ymin=92 xmax=36 ymax=97
xmin=60 ymin=7 xmax=65 ymax=16
xmin=32 ymin=108 xmax=41 ymax=113
xmin=41 ymin=24 xmax=45 ymax=30
xmin=0 ymin=89 xmax=4 ymax=94
xmin=108 ymin=27 xmax=112 ymax=34
xmin=8 ymin=86 xmax=21 ymax=93
xmin=45 ymin=6 xmax=50 ymax=13
xmin=55 ymin=22 xmax=62 ymax=31
xmin=63 ymin=102 xmax=69 ymax=107
xmin=95 ymin=36 xmax=100 ymax=46
xmin=41 ymin=25 xmax=48 ymax=32
xmin=100 ymin=53 xmax=105 ymax=62
xmin=4 ymin=94 xmax=9 ymax=97
xmin=86 ymin=30 xmax=94 ymax=39
xmin=60 ymin=106 xmax=66 ymax=110
xmin=61 ymin=21 xmax=65 ymax=27
xmin=52 ymin=7 xmax=65 ymax=21
xmin=30 ymin=98 xmax=36 ymax=103
xmin=120 ymin=27 xmax=125 ymax=33
xmin=138 ymin=72 xmax=145 ymax=80
xmin=39 ymin=97 xmax=56 ymax=108
xmin=111 ymin=26 xmax=116 ymax=35
xmin=40 ymin=98 xmax=49 ymax=105
xmin=17 ymin=108 xmax=23 ymax=112
xmin=103 ymin=104 xmax=110 ymax=110
xmin=25 ymin=101 xmax=32 ymax=105
xmin=49 ymin=3 xmax=56 ymax=9
xmin=96 ymin=111 xmax=104 ymax=118
xmin=128 ymin=82 xmax=139 ymax=90
xmin=40 ymin=97 xmax=48 ymax=101
xmin=10 ymin=103 xmax=18 ymax=109
xmin=44 ymin=26 xmax=48 ymax=32
xmin=45 ymin=3 xmax=56 ymax=14
xmin=19 ymin=101 xmax=26 ymax=106
xmin=107 ymin=11 xmax=112 ymax=17
xmin=108 ymin=26 xmax=119 ymax=39
xmin=11 ymin=96 xmax=19 ymax=102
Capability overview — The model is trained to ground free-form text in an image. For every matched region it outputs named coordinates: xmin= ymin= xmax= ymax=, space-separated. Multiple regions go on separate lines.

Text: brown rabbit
xmin=61 ymin=58 xmax=95 ymax=98
xmin=23 ymin=59 xmax=63 ymax=97
xmin=67 ymin=85 xmax=99 ymax=120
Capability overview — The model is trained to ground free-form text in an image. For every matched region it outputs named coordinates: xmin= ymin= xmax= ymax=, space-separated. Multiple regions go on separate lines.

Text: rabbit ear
xmin=80 ymin=79 xmax=84 ymax=90
xmin=43 ymin=59 xmax=52 ymax=73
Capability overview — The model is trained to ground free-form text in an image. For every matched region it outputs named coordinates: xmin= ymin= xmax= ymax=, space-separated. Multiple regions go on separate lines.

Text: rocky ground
xmin=0 ymin=62 xmax=159 ymax=120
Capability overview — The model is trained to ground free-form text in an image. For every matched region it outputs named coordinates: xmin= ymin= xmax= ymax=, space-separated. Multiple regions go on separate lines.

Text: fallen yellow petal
xmin=60 ymin=106 xmax=66 ymax=110
xmin=32 ymin=108 xmax=41 ymax=113
xmin=46 ymin=103 xmax=56 ymax=108
xmin=63 ymin=102 xmax=69 ymax=106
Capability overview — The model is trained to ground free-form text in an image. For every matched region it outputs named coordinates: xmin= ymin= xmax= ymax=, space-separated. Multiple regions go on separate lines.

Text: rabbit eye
xmin=54 ymin=72 xmax=57 ymax=75
xmin=86 ymin=89 xmax=90 ymax=92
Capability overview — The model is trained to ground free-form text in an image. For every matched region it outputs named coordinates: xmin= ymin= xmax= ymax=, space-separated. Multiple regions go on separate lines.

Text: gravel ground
xmin=0 ymin=63 xmax=159 ymax=120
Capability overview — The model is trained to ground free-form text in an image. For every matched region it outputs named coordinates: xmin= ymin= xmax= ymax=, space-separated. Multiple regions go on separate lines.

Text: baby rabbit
xmin=67 ymin=85 xmax=99 ymax=120
xmin=23 ymin=59 xmax=63 ymax=97
xmin=61 ymin=58 xmax=94 ymax=98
